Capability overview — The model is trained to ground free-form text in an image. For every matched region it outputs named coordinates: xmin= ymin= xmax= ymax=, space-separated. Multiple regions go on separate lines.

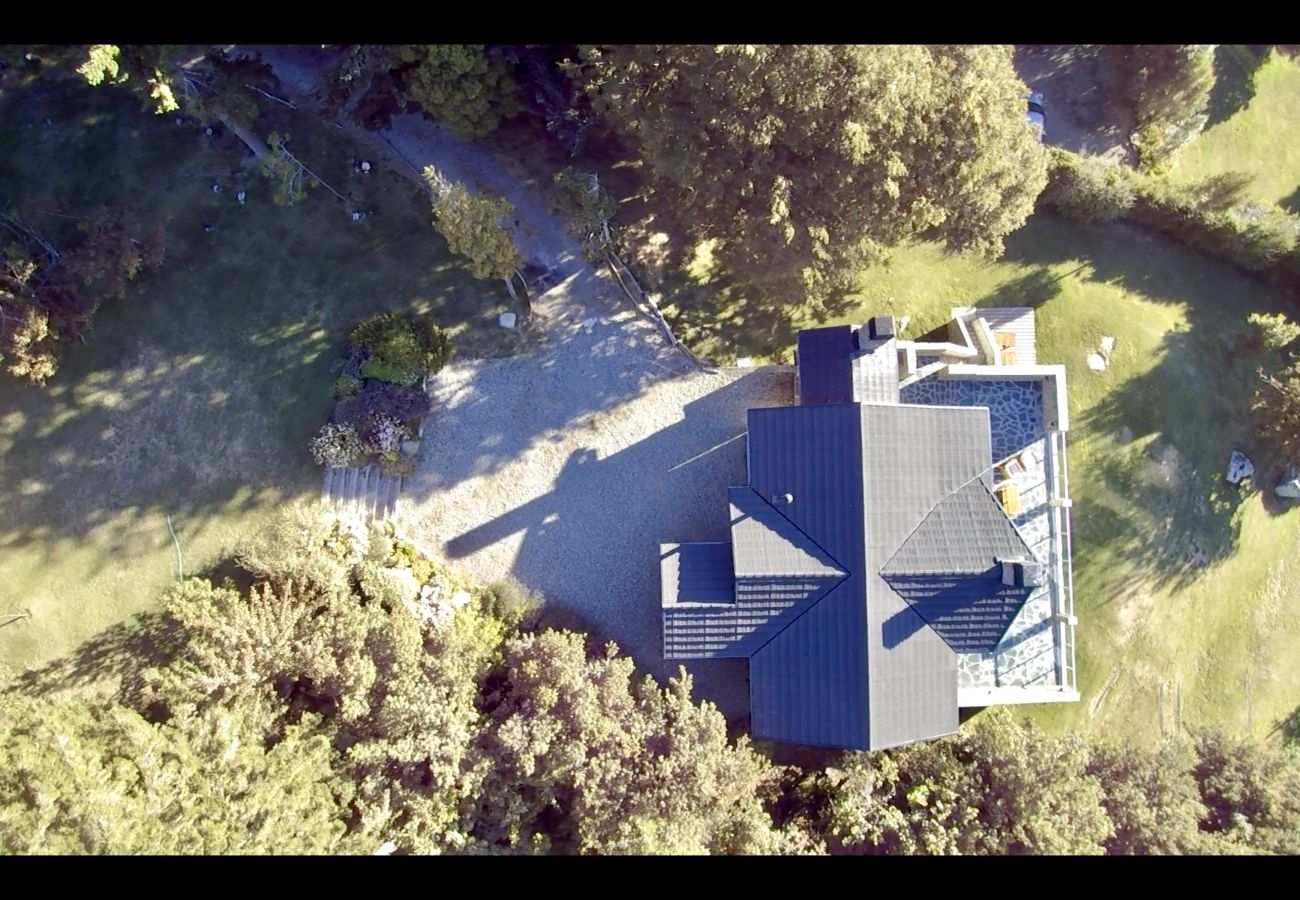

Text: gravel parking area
xmin=400 ymin=293 xmax=792 ymax=722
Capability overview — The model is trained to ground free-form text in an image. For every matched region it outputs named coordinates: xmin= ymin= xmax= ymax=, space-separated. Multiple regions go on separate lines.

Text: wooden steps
xmin=320 ymin=464 xmax=402 ymax=522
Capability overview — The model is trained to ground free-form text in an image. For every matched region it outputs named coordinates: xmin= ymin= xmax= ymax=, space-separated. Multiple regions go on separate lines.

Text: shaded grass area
xmin=0 ymin=74 xmax=503 ymax=684
xmin=1174 ymin=51 xmax=1300 ymax=207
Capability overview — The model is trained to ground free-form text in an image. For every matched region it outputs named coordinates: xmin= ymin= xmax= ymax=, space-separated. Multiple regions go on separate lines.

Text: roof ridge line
xmin=736 ymin=486 xmax=851 ymax=658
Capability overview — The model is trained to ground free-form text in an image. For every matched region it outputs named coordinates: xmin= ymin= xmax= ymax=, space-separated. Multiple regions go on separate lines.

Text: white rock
xmin=1276 ymin=469 xmax=1300 ymax=499
xmin=897 ymin=315 xmax=911 ymax=333
xmin=360 ymin=160 xmax=371 ymax=172
xmin=401 ymin=439 xmax=420 ymax=456
xmin=1087 ymin=352 xmax=1107 ymax=371
xmin=580 ymin=316 xmax=599 ymax=332
xmin=419 ymin=584 xmax=434 ymax=601
xmin=1100 ymin=335 xmax=1116 ymax=353
xmin=450 ymin=589 xmax=471 ymax=609
xmin=374 ymin=841 xmax=397 ymax=856
xmin=499 ymin=312 xmax=517 ymax=329
xmin=736 ymin=357 xmax=754 ymax=368
xmin=1226 ymin=449 xmax=1254 ymax=485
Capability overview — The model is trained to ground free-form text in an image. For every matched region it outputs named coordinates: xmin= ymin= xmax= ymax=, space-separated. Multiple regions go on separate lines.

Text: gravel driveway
xmin=399 ymin=304 xmax=792 ymax=720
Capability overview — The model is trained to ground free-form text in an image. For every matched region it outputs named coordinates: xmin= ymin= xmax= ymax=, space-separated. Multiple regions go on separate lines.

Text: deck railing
xmin=1049 ymin=429 xmax=1077 ymax=692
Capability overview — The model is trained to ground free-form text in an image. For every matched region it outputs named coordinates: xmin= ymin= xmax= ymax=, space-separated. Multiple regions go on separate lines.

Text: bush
xmin=416 ymin=318 xmax=453 ymax=373
xmin=236 ymin=506 xmax=353 ymax=602
xmin=357 ymin=415 xmax=407 ymax=456
xmin=478 ymin=577 xmax=545 ymax=629
xmin=349 ymin=313 xmax=425 ymax=386
xmin=1043 ymin=149 xmax=1136 ymax=223
xmin=350 ymin=381 xmax=432 ymax=427
xmin=355 ymin=559 xmax=413 ymax=607
xmin=364 ymin=522 xmax=394 ymax=564
xmin=332 ymin=373 xmax=362 ymax=398
xmin=309 ymin=423 xmax=364 ymax=468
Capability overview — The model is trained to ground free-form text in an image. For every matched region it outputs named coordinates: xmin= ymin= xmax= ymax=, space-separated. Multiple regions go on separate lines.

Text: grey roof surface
xmin=881 ymin=480 xmax=1035 ymax=577
xmin=796 ymin=326 xmax=856 ymax=405
xmin=660 ymin=542 xmax=736 ymax=605
xmin=852 ymin=335 xmax=901 ymax=405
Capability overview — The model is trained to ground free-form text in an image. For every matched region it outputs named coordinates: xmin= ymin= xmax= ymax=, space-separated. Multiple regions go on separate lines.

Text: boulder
xmin=449 ymin=589 xmax=471 ymax=609
xmin=1087 ymin=352 xmax=1107 ymax=371
xmin=1226 ymin=449 xmax=1254 ymax=485
xmin=499 ymin=311 xmax=517 ymax=329
xmin=1276 ymin=468 xmax=1300 ymax=499
xmin=401 ymin=440 xmax=421 ymax=457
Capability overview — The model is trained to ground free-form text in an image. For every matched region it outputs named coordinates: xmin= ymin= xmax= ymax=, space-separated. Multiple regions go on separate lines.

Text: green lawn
xmin=0 ymin=75 xmax=510 ymax=688
xmin=832 ymin=214 xmax=1300 ymax=745
xmin=1173 ymin=51 xmax=1300 ymax=209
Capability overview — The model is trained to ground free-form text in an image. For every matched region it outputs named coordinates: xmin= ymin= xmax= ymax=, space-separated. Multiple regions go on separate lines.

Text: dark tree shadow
xmin=1270 ymin=704 xmax=1300 ymax=747
xmin=1278 ymin=186 xmax=1300 ymax=216
xmin=4 ymin=610 xmax=181 ymax=708
xmin=1206 ymin=45 xmax=1265 ymax=128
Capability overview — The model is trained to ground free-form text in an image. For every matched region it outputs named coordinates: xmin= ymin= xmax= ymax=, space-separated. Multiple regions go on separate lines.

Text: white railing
xmin=1049 ymin=429 xmax=1077 ymax=692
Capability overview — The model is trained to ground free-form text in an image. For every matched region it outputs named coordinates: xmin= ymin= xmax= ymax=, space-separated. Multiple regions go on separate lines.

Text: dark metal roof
xmin=661 ymin=542 xmax=735 ymax=604
xmin=796 ymin=326 xmax=856 ymax=405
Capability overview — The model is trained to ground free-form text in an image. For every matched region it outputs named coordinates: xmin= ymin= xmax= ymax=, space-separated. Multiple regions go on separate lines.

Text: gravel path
xmin=250 ymin=46 xmax=785 ymax=717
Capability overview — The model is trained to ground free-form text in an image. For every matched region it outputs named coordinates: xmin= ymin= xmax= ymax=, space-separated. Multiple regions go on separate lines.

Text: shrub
xmin=354 ymin=380 xmax=432 ymax=427
xmin=349 ymin=313 xmax=425 ymax=386
xmin=355 ymin=559 xmax=413 ymax=607
xmin=416 ymin=318 xmax=453 ymax=373
xmin=357 ymin=415 xmax=407 ymax=455
xmin=309 ymin=423 xmax=363 ymax=468
xmin=236 ymin=506 xmax=353 ymax=602
xmin=1043 ymin=149 xmax=1135 ymax=223
xmin=332 ymin=373 xmax=362 ymax=398
xmin=364 ymin=522 xmax=394 ymax=564
xmin=478 ymin=576 xmax=545 ymax=629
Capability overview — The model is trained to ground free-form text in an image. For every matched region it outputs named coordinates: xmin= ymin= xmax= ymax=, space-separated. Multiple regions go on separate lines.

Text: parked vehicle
xmin=1027 ymin=90 xmax=1046 ymax=142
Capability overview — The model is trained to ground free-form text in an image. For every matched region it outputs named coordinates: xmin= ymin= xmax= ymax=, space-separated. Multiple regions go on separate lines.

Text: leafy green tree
xmin=569 ymin=45 xmax=1047 ymax=314
xmin=826 ymin=708 xmax=1112 ymax=855
xmin=1248 ymin=312 xmax=1300 ymax=352
xmin=1118 ymin=45 xmax=1217 ymax=172
xmin=473 ymin=630 xmax=782 ymax=854
xmin=394 ymin=45 xmax=519 ymax=139
xmin=1085 ymin=739 xmax=1210 ymax=854
xmin=1192 ymin=731 xmax=1300 ymax=854
xmin=424 ymin=170 xmax=524 ymax=288
xmin=1253 ymin=359 xmax=1300 ymax=467
xmin=234 ymin=505 xmax=355 ymax=602
xmin=0 ymin=694 xmax=350 ymax=854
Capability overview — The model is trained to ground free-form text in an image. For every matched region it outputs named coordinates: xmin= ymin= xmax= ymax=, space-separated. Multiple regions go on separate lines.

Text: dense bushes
xmin=1042 ymin=148 xmax=1300 ymax=285
xmin=311 ymin=312 xmax=451 ymax=469
xmin=476 ymin=576 xmax=545 ymax=629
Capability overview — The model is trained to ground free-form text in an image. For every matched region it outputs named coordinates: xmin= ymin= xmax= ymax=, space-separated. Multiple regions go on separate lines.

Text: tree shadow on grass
xmin=1207 ymin=45 xmax=1265 ymax=128
xmin=3 ymin=610 xmax=181 ymax=708
xmin=1269 ymin=704 xmax=1300 ymax=747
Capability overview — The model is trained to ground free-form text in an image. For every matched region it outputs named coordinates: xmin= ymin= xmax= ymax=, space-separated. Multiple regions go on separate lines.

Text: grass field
xmin=0 ymin=74 xmax=509 ymax=687
xmin=1174 ymin=50 xmax=1300 ymax=209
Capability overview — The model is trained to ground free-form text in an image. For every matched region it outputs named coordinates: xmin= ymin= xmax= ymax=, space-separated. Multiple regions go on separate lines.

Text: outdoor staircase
xmin=321 ymin=464 xmax=402 ymax=523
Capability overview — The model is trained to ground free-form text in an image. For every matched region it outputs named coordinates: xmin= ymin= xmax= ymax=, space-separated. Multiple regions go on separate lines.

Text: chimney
xmin=868 ymin=316 xmax=896 ymax=340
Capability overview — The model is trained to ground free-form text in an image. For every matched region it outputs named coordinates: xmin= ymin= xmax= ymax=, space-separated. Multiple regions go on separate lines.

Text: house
xmin=659 ymin=308 xmax=1078 ymax=750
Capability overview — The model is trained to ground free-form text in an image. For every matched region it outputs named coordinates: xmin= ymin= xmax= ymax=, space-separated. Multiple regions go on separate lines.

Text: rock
xmin=374 ymin=841 xmax=397 ymax=856
xmin=897 ymin=315 xmax=911 ymax=334
xmin=401 ymin=440 xmax=420 ymax=457
xmin=1087 ymin=352 xmax=1107 ymax=371
xmin=1226 ymin=449 xmax=1254 ymax=485
xmin=210 ymin=183 xmax=222 ymax=193
xmin=736 ymin=357 xmax=754 ymax=368
xmin=235 ymin=190 xmax=247 ymax=204
xmin=580 ymin=316 xmax=599 ymax=332
xmin=204 ymin=126 xmax=214 ymax=136
xmin=1100 ymin=335 xmax=1116 ymax=354
xmin=419 ymin=584 xmax=434 ymax=601
xmin=1118 ymin=425 xmax=1134 ymax=445
xmin=499 ymin=311 xmax=517 ymax=329
xmin=1276 ymin=468 xmax=1300 ymax=499
xmin=360 ymin=160 xmax=371 ymax=172
xmin=449 ymin=589 xmax=471 ymax=609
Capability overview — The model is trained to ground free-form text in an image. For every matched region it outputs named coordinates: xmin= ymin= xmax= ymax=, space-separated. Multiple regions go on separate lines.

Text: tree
xmin=826 ymin=708 xmax=1113 ymax=855
xmin=0 ymin=694 xmax=350 ymax=854
xmin=1248 ymin=312 xmax=1300 ymax=352
xmin=569 ymin=45 xmax=1047 ymax=314
xmin=473 ymin=630 xmax=782 ymax=854
xmin=424 ymin=170 xmax=524 ymax=292
xmin=1085 ymin=739 xmax=1210 ymax=854
xmin=1191 ymin=731 xmax=1300 ymax=854
xmin=394 ymin=45 xmax=519 ymax=139
xmin=1117 ymin=45 xmax=1217 ymax=172
xmin=1252 ymin=358 xmax=1300 ymax=467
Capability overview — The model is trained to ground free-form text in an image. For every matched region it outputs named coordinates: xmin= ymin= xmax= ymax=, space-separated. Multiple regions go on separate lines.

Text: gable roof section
xmin=858 ymin=403 xmax=993 ymax=748
xmin=852 ymin=335 xmax=901 ymax=405
xmin=746 ymin=403 xmax=870 ymax=748
xmin=796 ymin=326 xmax=856 ymax=405
xmin=880 ymin=479 xmax=1037 ymax=653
